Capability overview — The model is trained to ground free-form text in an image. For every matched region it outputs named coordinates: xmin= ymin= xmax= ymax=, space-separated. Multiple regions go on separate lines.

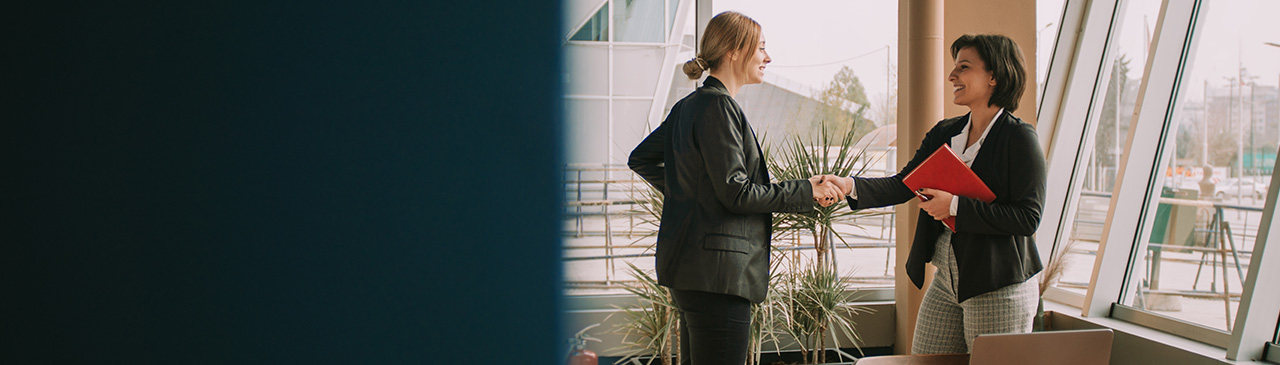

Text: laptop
xmin=969 ymin=329 xmax=1114 ymax=365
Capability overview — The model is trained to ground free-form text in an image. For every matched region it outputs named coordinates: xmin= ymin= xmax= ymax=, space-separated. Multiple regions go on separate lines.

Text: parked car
xmin=1213 ymin=178 xmax=1267 ymax=200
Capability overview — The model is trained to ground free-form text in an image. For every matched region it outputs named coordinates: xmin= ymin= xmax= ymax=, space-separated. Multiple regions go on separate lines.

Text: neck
xmin=708 ymin=69 xmax=743 ymax=97
xmin=967 ymin=103 xmax=1001 ymax=131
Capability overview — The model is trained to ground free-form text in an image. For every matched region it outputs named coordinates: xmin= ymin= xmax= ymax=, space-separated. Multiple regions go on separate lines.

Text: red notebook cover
xmin=902 ymin=144 xmax=996 ymax=231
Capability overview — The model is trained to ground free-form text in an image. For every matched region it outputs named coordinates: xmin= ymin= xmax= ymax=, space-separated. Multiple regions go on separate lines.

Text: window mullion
xmin=1083 ymin=0 xmax=1195 ymax=319
xmin=1225 ymin=94 xmax=1280 ymax=360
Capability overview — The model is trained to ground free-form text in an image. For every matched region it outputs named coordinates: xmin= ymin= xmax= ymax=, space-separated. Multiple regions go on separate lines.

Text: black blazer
xmin=847 ymin=112 xmax=1045 ymax=302
xmin=629 ymin=77 xmax=814 ymax=303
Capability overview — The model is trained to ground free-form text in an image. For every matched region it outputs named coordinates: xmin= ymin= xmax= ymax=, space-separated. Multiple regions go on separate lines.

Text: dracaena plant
xmin=765 ymin=115 xmax=884 ymax=270
xmin=771 ymin=259 xmax=872 ymax=364
xmin=608 ymin=262 xmax=679 ymax=365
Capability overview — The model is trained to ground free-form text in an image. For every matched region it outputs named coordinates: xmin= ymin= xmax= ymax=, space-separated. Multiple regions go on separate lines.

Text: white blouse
xmin=945 ymin=108 xmax=1003 ymax=215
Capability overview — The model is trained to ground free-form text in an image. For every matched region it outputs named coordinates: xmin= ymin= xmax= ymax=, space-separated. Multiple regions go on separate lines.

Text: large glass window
xmin=562 ymin=0 xmax=688 ymax=296
xmin=615 ymin=0 xmax=664 ymax=42
xmin=1050 ymin=0 xmax=1162 ymax=296
xmin=712 ymin=0 xmax=899 ymax=289
xmin=1036 ymin=0 xmax=1067 ymax=97
xmin=1119 ymin=0 xmax=1280 ymax=332
xmin=571 ymin=4 xmax=609 ymax=42
xmin=561 ymin=0 xmax=901 ymax=296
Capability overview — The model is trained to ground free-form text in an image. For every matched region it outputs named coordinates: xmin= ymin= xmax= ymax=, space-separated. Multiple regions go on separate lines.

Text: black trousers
xmin=670 ymin=289 xmax=752 ymax=365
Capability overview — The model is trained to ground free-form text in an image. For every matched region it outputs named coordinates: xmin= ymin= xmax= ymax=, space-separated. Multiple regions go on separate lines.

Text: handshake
xmin=809 ymin=175 xmax=854 ymax=207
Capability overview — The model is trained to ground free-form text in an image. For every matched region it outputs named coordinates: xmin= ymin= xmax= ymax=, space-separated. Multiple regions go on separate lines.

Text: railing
xmin=563 ymin=164 xmax=647 ymax=287
xmin=1060 ymin=190 xmax=1261 ymax=330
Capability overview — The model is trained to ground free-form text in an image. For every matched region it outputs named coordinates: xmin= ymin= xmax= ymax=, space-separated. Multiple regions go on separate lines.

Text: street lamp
xmin=1036 ymin=23 xmax=1054 ymax=91
xmin=1264 ymin=42 xmax=1279 ymax=180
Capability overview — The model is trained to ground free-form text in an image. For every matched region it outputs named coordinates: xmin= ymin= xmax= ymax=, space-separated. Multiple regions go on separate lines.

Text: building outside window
xmin=1116 ymin=0 xmax=1279 ymax=333
xmin=1048 ymin=0 xmax=1161 ymax=298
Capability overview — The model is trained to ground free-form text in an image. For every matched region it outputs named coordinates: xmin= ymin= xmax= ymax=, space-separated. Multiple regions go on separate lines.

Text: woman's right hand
xmin=809 ymin=176 xmax=844 ymax=207
xmin=823 ymin=175 xmax=853 ymax=196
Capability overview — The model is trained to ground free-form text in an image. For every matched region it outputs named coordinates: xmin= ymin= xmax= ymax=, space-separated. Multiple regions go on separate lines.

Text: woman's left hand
xmin=918 ymin=188 xmax=954 ymax=221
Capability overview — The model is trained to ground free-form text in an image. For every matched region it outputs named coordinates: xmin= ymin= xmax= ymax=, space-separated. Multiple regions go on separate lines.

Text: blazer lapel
xmin=969 ymin=113 xmax=1011 ymax=198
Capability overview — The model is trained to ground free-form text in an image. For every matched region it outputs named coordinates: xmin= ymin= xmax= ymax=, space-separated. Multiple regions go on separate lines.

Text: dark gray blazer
xmin=847 ymin=112 xmax=1045 ymax=302
xmin=629 ymin=77 xmax=814 ymax=303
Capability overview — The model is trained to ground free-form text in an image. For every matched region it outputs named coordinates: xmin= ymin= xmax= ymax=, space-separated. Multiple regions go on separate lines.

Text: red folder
xmin=902 ymin=144 xmax=995 ymax=231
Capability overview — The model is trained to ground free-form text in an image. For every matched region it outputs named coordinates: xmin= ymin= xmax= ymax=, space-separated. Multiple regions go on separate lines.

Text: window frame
xmin=1082 ymin=0 xmax=1195 ymax=320
xmin=1040 ymin=0 xmax=1280 ymax=360
xmin=1223 ymin=163 xmax=1280 ymax=360
xmin=566 ymin=0 xmax=609 ymax=42
xmin=1035 ymin=0 xmax=1122 ymax=308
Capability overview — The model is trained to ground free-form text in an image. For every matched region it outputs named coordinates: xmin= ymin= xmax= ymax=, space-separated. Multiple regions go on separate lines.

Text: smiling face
xmin=741 ymin=34 xmax=771 ymax=85
xmin=948 ymin=46 xmax=997 ymax=109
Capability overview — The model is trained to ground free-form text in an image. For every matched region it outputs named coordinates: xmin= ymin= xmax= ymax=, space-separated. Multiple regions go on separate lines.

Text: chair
xmin=854 ymin=353 xmax=970 ymax=364
xmin=853 ymin=329 xmax=1113 ymax=365
xmin=968 ymin=329 xmax=1113 ymax=365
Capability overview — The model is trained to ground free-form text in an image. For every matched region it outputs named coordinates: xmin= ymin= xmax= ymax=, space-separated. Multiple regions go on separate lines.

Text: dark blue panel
xmin=3 ymin=1 xmax=562 ymax=363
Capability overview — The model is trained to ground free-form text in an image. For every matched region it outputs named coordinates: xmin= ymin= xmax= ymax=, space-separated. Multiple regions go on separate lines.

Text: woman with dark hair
xmin=628 ymin=11 xmax=844 ymax=364
xmin=826 ymin=34 xmax=1045 ymax=354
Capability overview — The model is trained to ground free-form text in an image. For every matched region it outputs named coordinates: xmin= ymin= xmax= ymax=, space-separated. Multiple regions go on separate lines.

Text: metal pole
xmin=1238 ymin=53 xmax=1245 ymax=179
xmin=1115 ymin=63 xmax=1121 ymax=188
xmin=1204 ymin=80 xmax=1210 ymax=166
xmin=887 ymin=44 xmax=891 ymax=126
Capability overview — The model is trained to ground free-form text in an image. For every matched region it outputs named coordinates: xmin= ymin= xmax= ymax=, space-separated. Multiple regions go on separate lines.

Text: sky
xmin=1057 ymin=0 xmax=1279 ymax=99
xmin=711 ymin=0 xmax=898 ymax=105
xmin=1177 ymin=0 xmax=1280 ymax=98
xmin=704 ymin=0 xmax=1280 ymax=105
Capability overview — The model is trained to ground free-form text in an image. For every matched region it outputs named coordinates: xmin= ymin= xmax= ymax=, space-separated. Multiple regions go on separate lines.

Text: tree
xmin=1095 ymin=55 xmax=1131 ymax=175
xmin=1175 ymin=116 xmax=1197 ymax=160
xmin=869 ymin=64 xmax=898 ymax=129
xmin=806 ymin=66 xmax=876 ymax=143
xmin=823 ymin=66 xmax=870 ymax=107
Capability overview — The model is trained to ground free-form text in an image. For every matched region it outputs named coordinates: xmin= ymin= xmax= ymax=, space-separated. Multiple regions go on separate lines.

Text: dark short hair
xmin=950 ymin=34 xmax=1027 ymax=112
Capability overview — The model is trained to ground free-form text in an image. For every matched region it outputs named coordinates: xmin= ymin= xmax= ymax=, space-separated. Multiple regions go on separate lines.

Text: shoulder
xmin=925 ymin=115 xmax=968 ymax=138
xmin=998 ymin=113 xmax=1043 ymax=154
xmin=934 ymin=114 xmax=968 ymax=131
xmin=939 ymin=114 xmax=967 ymax=127
xmin=692 ymin=87 xmax=737 ymax=108
xmin=1000 ymin=113 xmax=1039 ymax=141
xmin=685 ymin=88 xmax=742 ymax=119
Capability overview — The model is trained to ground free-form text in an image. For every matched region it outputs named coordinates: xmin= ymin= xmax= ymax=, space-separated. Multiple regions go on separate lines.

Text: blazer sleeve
xmin=954 ymin=123 xmax=1046 ymax=236
xmin=628 ymin=116 xmax=669 ymax=194
xmin=846 ymin=121 xmax=956 ymax=209
xmin=695 ymin=96 xmax=813 ymax=214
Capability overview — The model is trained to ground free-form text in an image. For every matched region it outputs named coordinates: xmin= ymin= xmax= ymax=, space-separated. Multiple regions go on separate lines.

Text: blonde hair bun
xmin=682 ymin=57 xmax=708 ymax=79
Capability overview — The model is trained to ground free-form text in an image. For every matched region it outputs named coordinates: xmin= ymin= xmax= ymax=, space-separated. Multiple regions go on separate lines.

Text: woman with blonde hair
xmin=629 ymin=11 xmax=843 ymax=364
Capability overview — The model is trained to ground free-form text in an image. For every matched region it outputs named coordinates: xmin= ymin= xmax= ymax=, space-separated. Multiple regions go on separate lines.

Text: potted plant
xmin=772 ymin=261 xmax=871 ymax=364
xmin=766 ymin=121 xmax=883 ymax=271
xmin=608 ymin=263 xmax=680 ymax=365
xmin=756 ymin=119 xmax=880 ymax=364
